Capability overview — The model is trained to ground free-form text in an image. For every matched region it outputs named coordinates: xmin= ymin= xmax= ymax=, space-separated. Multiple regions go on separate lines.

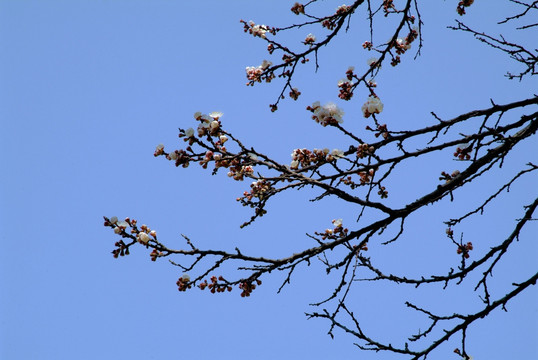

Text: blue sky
xmin=1 ymin=1 xmax=536 ymax=359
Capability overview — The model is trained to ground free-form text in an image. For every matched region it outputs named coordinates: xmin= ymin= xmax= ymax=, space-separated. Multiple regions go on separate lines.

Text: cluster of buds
xmin=193 ymin=111 xmax=222 ymax=137
xmin=290 ymin=148 xmax=344 ymax=169
xmin=242 ymin=179 xmax=272 ymax=201
xmin=227 ymin=160 xmax=254 ymax=181
xmin=245 ymin=60 xmax=273 ymax=83
xmin=341 ymin=168 xmax=375 ymax=187
xmin=241 ymin=20 xmax=274 ymax=39
xmin=457 ymin=241 xmax=474 ymax=258
xmin=457 ymin=0 xmax=474 ymax=15
xmin=377 ymin=185 xmax=388 ymax=199
xmin=454 ymin=143 xmax=472 ymax=160
xmin=362 ymin=41 xmax=373 ymax=50
xmin=439 ymin=170 xmax=461 ymax=184
xmin=167 ymin=149 xmax=190 ymax=168
xmin=335 ymin=4 xmax=351 ymax=15
xmin=291 ymin=2 xmax=305 ymax=15
xmin=359 ymin=168 xmax=375 ymax=184
xmin=366 ymin=123 xmax=389 ymax=139
xmin=391 ymin=55 xmax=401 ymax=67
xmin=361 ymin=96 xmax=384 ymax=118
xmin=177 ymin=274 xmax=192 ymax=292
xmin=356 ymin=143 xmax=374 ymax=158
xmin=289 ymin=87 xmax=301 ymax=100
xmin=307 ymin=101 xmax=345 ymax=126
xmin=136 ymin=224 xmax=156 ymax=245
xmin=150 ymin=248 xmax=164 ymax=261
xmin=382 ymin=0 xmax=395 ymax=13
xmin=239 ymin=279 xmax=262 ymax=297
xmin=304 ymin=33 xmax=316 ymax=45
xmin=199 ymin=276 xmax=233 ymax=294
xmin=338 ymin=79 xmax=353 ymax=100
xmin=111 ymin=240 xmax=129 ymax=258
xmin=319 ymin=219 xmax=349 ymax=240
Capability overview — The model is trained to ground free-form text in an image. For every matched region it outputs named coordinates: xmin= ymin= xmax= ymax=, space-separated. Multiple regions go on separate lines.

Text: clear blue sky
xmin=1 ymin=1 xmax=536 ymax=359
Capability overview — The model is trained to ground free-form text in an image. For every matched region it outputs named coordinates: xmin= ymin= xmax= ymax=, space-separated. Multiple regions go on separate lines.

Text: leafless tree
xmin=104 ymin=1 xmax=537 ymax=359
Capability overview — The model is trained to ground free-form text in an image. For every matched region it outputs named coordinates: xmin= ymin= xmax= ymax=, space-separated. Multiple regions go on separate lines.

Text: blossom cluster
xmin=241 ymin=20 xmax=272 ymax=39
xmin=239 ymin=279 xmax=262 ymax=297
xmin=361 ymin=96 xmax=384 ymax=118
xmin=290 ymin=148 xmax=344 ymax=170
xmin=341 ymin=168 xmax=375 ymax=188
xmin=177 ymin=274 xmax=192 ymax=292
xmin=356 ymin=143 xmax=375 ymax=158
xmin=318 ymin=218 xmax=349 ymax=241
xmin=337 ymin=78 xmax=353 ymax=100
xmin=307 ymin=101 xmax=344 ymax=126
xmin=245 ymin=60 xmax=273 ymax=83
xmin=241 ymin=179 xmax=272 ymax=201
xmin=199 ymin=275 xmax=232 ymax=294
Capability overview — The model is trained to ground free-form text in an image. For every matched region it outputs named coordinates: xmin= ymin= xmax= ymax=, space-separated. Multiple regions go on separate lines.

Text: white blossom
xmin=219 ymin=135 xmax=228 ymax=143
xmin=361 ymin=96 xmax=384 ymax=117
xmin=137 ymin=232 xmax=150 ymax=244
xmin=290 ymin=160 xmax=299 ymax=169
xmin=333 ymin=218 xmax=343 ymax=227
xmin=109 ymin=216 xmax=118 ymax=224
xmin=193 ymin=111 xmax=202 ymax=119
xmin=209 ymin=111 xmax=223 ymax=120
xmin=312 ymin=102 xmax=344 ymax=125
xmin=331 ymin=149 xmax=345 ymax=158
xmin=185 ymin=128 xmax=194 ymax=138
xmin=117 ymin=221 xmax=128 ymax=229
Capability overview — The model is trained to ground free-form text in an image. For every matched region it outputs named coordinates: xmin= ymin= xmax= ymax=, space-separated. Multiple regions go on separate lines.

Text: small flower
xmin=193 ymin=111 xmax=202 ymax=120
xmin=248 ymin=153 xmax=258 ymax=161
xmin=109 ymin=216 xmax=118 ymax=224
xmin=210 ymin=120 xmax=220 ymax=130
xmin=331 ymin=149 xmax=345 ymax=158
xmin=137 ymin=232 xmax=150 ymax=244
xmin=184 ymin=128 xmax=194 ymax=138
xmin=304 ymin=33 xmax=316 ymax=44
xmin=290 ymin=160 xmax=299 ymax=169
xmin=219 ymin=135 xmax=228 ymax=143
xmin=117 ymin=221 xmax=129 ymax=229
xmin=155 ymin=144 xmax=165 ymax=156
xmin=169 ymin=151 xmax=178 ymax=160
xmin=332 ymin=219 xmax=343 ymax=227
xmin=113 ymin=227 xmax=121 ymax=234
xmin=209 ymin=111 xmax=223 ymax=120
xmin=149 ymin=230 xmax=157 ymax=238
xmin=361 ymin=96 xmax=384 ymax=118
xmin=181 ymin=274 xmax=190 ymax=282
